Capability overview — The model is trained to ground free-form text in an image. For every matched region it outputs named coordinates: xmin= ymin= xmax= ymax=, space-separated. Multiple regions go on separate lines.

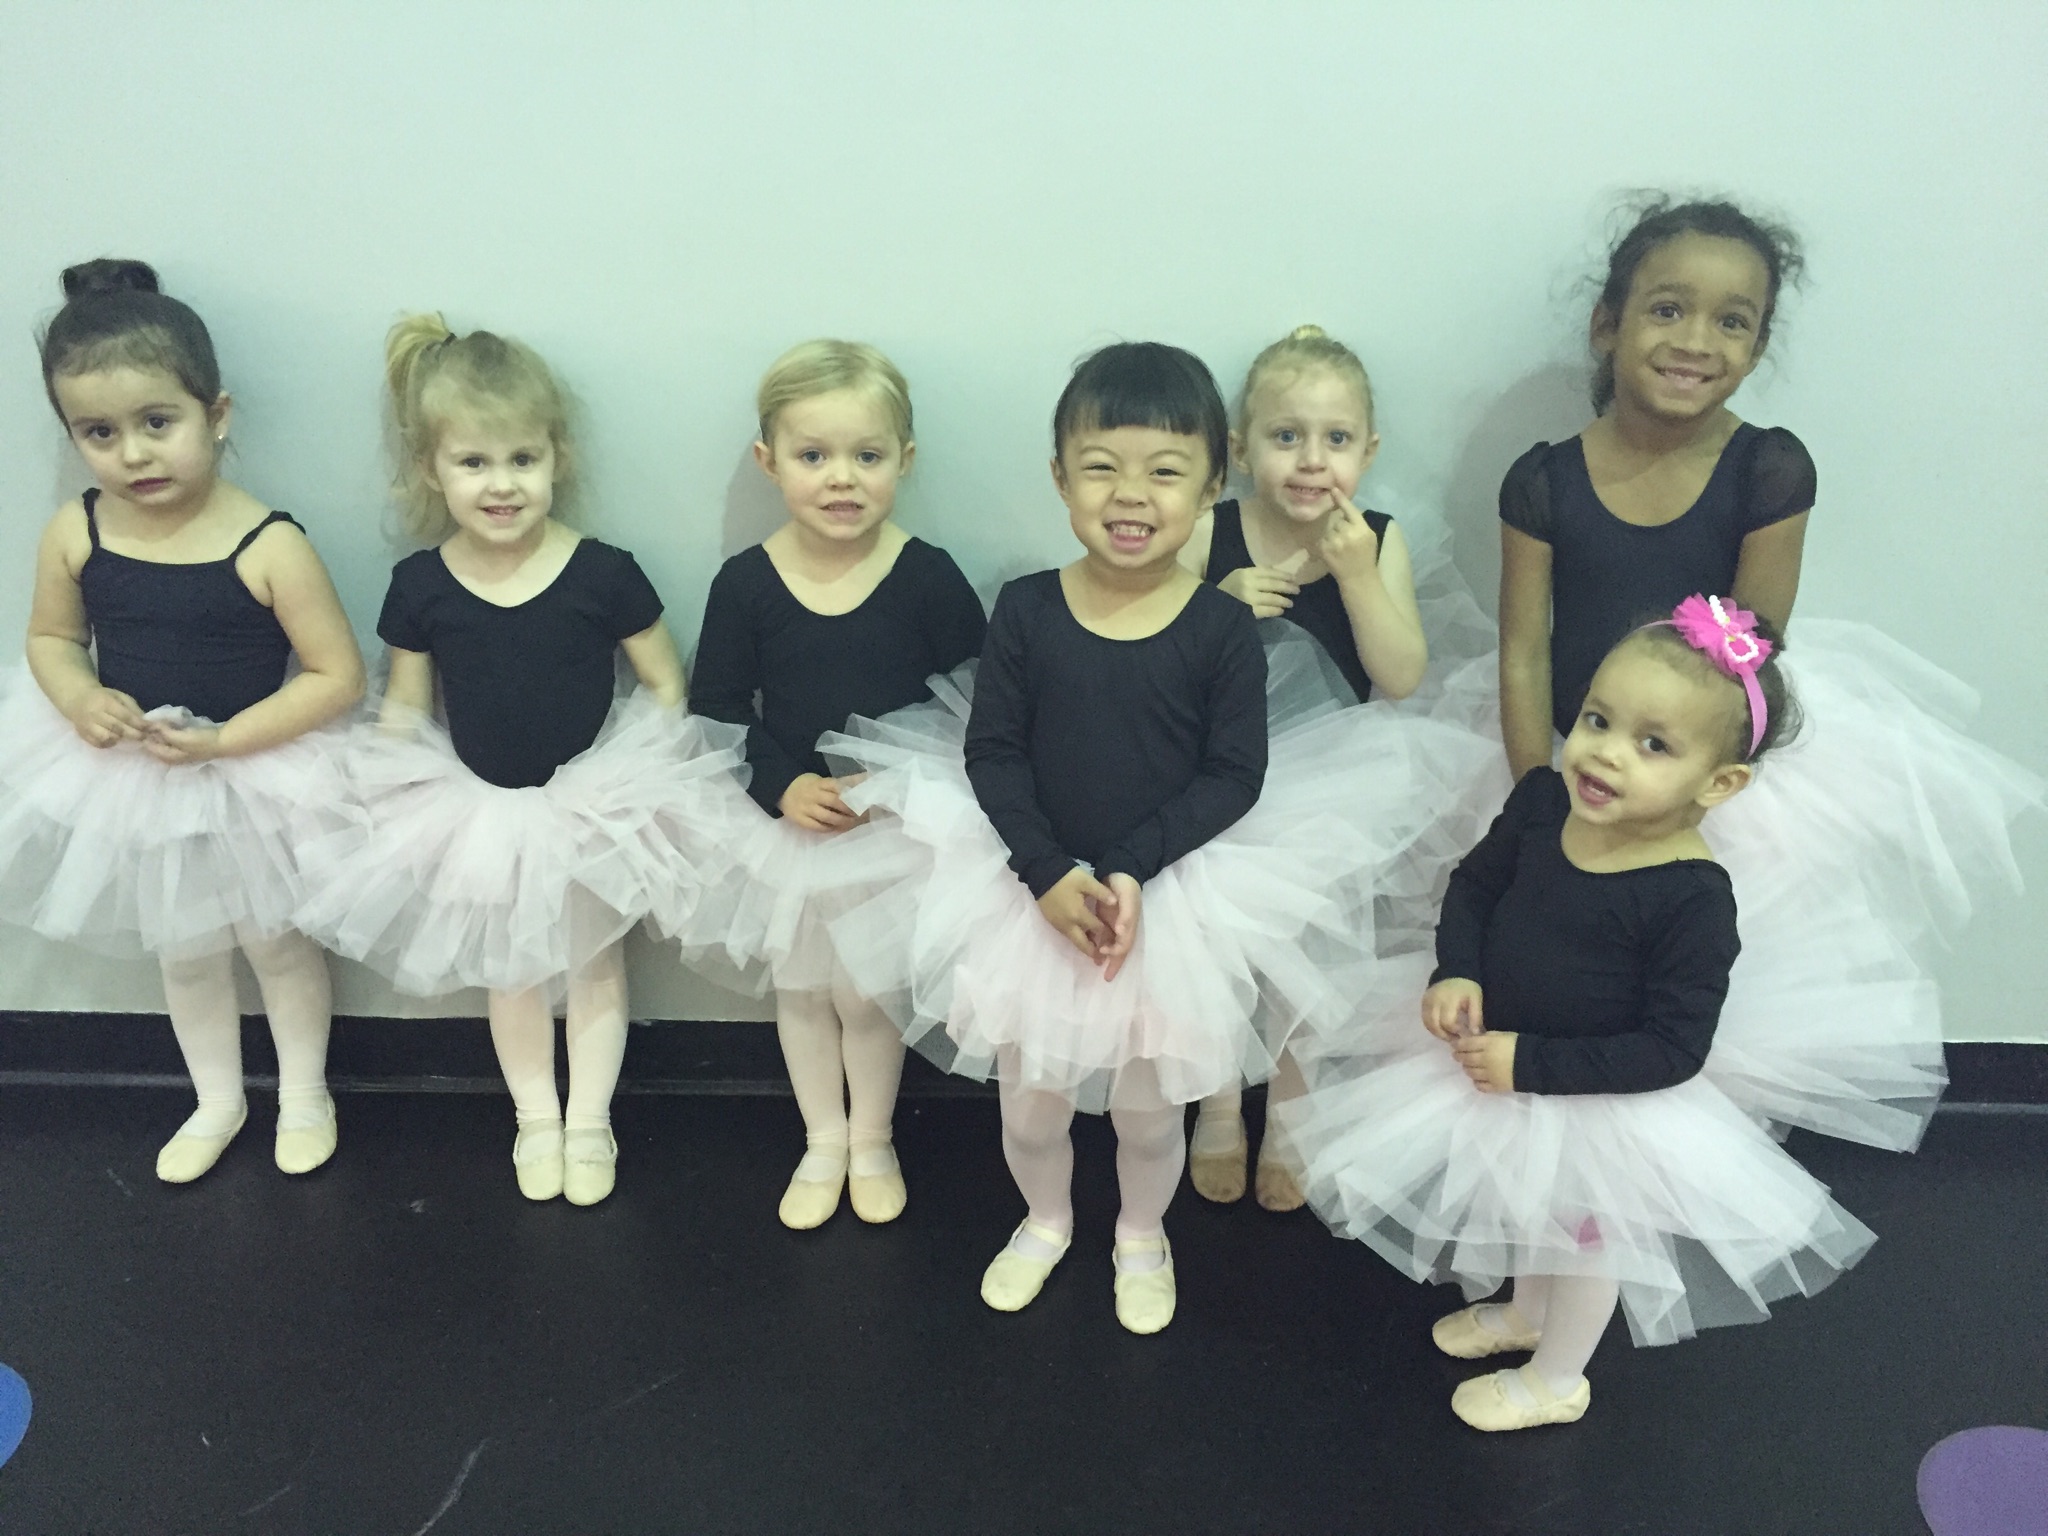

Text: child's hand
xmin=779 ymin=773 xmax=863 ymax=833
xmin=1218 ymin=565 xmax=1300 ymax=619
xmin=66 ymin=686 xmax=146 ymax=748
xmin=1422 ymin=978 xmax=1484 ymax=1042
xmin=1318 ymin=497 xmax=1383 ymax=586
xmin=1036 ymin=866 xmax=1114 ymax=961
xmin=1452 ymin=1031 xmax=1517 ymax=1094
xmin=141 ymin=720 xmax=225 ymax=765
xmin=1095 ymin=872 xmax=1142 ymax=981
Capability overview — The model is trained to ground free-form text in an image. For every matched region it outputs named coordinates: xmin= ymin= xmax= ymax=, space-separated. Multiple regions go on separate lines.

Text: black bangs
xmin=1052 ymin=342 xmax=1228 ymax=486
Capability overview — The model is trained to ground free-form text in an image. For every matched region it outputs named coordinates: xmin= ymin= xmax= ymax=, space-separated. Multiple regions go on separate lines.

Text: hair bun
xmin=1288 ymin=323 xmax=1328 ymax=341
xmin=61 ymin=258 xmax=161 ymax=299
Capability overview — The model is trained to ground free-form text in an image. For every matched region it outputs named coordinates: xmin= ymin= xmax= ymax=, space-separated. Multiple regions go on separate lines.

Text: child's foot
xmin=981 ymin=1219 xmax=1071 ymax=1311
xmin=274 ymin=1090 xmax=338 ymax=1175
xmin=778 ymin=1139 xmax=847 ymax=1230
xmin=847 ymin=1138 xmax=906 ymax=1224
xmin=1432 ymin=1303 xmax=1541 ymax=1359
xmin=1254 ymin=1123 xmax=1307 ymax=1211
xmin=562 ymin=1127 xmax=618 ymax=1207
xmin=1112 ymin=1231 xmax=1176 ymax=1334
xmin=513 ymin=1120 xmax=564 ymax=1202
xmin=1188 ymin=1109 xmax=1248 ymax=1203
xmin=1451 ymin=1363 xmax=1589 ymax=1431
xmin=156 ymin=1101 xmax=248 ymax=1184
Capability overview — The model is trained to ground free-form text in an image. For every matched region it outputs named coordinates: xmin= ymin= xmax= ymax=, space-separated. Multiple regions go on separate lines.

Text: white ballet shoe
xmin=847 ymin=1141 xmax=906 ymax=1224
xmin=513 ymin=1121 xmax=564 ymax=1202
xmin=981 ymin=1219 xmax=1072 ymax=1311
xmin=1451 ymin=1364 xmax=1590 ymax=1431
xmin=1432 ymin=1303 xmax=1542 ymax=1359
xmin=156 ymin=1105 xmax=248 ymax=1184
xmin=1112 ymin=1232 xmax=1176 ymax=1335
xmin=274 ymin=1094 xmax=338 ymax=1175
xmin=562 ymin=1128 xmax=618 ymax=1207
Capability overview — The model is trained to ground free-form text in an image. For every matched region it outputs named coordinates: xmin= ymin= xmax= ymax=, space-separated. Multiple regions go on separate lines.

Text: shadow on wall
xmin=721 ymin=446 xmax=785 ymax=561
xmin=1444 ymin=364 xmax=1587 ymax=620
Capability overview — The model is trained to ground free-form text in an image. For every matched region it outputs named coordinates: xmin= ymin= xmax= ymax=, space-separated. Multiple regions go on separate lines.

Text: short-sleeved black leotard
xmin=690 ymin=538 xmax=987 ymax=815
xmin=79 ymin=488 xmax=299 ymax=723
xmin=1203 ymin=498 xmax=1393 ymax=705
xmin=965 ymin=571 xmax=1267 ymax=898
xmin=377 ymin=539 xmax=663 ymax=790
xmin=1500 ymin=424 xmax=1815 ymax=737
xmin=1430 ymin=768 xmax=1740 ymax=1096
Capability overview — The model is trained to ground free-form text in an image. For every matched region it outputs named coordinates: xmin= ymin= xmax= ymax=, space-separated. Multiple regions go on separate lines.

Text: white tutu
xmin=297 ymin=690 xmax=747 ymax=998
xmin=1409 ymin=620 xmax=2043 ymax=1151
xmin=0 ymin=663 xmax=355 ymax=961
xmin=821 ymin=643 xmax=1502 ymax=1111
xmin=1280 ymin=957 xmax=1875 ymax=1347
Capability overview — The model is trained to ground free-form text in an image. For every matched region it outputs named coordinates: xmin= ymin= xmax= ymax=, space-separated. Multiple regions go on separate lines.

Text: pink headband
xmin=1654 ymin=594 xmax=1772 ymax=756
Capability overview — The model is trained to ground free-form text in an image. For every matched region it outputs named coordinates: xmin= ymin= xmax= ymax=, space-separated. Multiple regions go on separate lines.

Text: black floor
xmin=1 ymin=1087 xmax=2043 ymax=1536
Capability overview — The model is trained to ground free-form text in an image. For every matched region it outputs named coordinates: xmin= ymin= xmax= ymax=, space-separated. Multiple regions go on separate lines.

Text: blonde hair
xmin=385 ymin=312 xmax=580 ymax=542
xmin=756 ymin=338 xmax=913 ymax=448
xmin=1236 ymin=324 xmax=1375 ymax=432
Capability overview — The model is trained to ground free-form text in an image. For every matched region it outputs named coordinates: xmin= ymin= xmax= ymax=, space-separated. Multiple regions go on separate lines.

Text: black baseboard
xmin=2 ymin=1012 xmax=2044 ymax=1105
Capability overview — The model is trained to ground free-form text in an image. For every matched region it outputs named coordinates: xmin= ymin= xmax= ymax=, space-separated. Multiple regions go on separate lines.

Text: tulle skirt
xmin=297 ymin=691 xmax=748 ymax=998
xmin=0 ymin=664 xmax=354 ymax=961
xmin=821 ymin=644 xmax=1503 ymax=1112
xmin=1411 ymin=620 xmax=2043 ymax=1150
xmin=1280 ymin=958 xmax=1876 ymax=1348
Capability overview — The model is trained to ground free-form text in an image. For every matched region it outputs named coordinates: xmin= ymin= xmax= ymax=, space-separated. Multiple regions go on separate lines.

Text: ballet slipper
xmin=1451 ymin=1364 xmax=1590 ymax=1431
xmin=981 ymin=1219 xmax=1072 ymax=1311
xmin=778 ymin=1159 xmax=846 ymax=1230
xmin=1188 ymin=1114 xmax=1248 ymax=1203
xmin=156 ymin=1105 xmax=248 ymax=1184
xmin=1432 ymin=1303 xmax=1542 ymax=1359
xmin=1253 ymin=1146 xmax=1306 ymax=1212
xmin=1111 ymin=1232 xmax=1176 ymax=1335
xmin=562 ymin=1128 xmax=618 ymax=1207
xmin=274 ymin=1094 xmax=338 ymax=1176
xmin=513 ymin=1120 xmax=565 ymax=1202
xmin=847 ymin=1141 xmax=906 ymax=1225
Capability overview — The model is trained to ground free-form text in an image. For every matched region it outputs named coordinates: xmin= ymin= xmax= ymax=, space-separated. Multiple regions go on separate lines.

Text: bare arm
xmin=1497 ymin=523 xmax=1555 ymax=780
xmin=1731 ymin=511 xmax=1808 ymax=633
xmin=24 ymin=503 xmax=147 ymax=744
xmin=380 ymin=646 xmax=436 ymax=731
xmin=1332 ymin=518 xmax=1427 ymax=700
xmin=619 ymin=619 xmax=685 ymax=709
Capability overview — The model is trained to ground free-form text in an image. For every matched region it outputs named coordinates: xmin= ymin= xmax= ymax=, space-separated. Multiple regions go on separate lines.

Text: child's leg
xmin=1511 ymin=1274 xmax=1553 ymax=1331
xmin=488 ymin=984 xmax=564 ymax=1200
xmin=831 ymin=967 xmax=907 ymax=1221
xmin=1450 ymin=1272 xmax=1614 ymax=1430
xmin=775 ymin=985 xmax=850 ymax=1226
xmin=156 ymin=948 xmax=249 ymax=1179
xmin=1254 ymin=1047 xmax=1310 ymax=1211
xmin=560 ymin=942 xmax=628 ymax=1205
xmin=1108 ymin=1066 xmax=1183 ymax=1332
xmin=1189 ymin=1084 xmax=1248 ymax=1203
xmin=1525 ymin=1275 xmax=1618 ymax=1394
xmin=997 ymin=1078 xmax=1076 ymax=1250
xmin=237 ymin=925 xmax=337 ymax=1173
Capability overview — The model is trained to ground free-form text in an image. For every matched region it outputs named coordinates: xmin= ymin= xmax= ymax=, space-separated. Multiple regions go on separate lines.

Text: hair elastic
xmin=1656 ymin=593 xmax=1772 ymax=756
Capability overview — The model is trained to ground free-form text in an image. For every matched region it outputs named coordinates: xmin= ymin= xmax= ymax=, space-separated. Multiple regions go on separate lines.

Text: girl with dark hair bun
xmin=0 ymin=260 xmax=366 ymax=1184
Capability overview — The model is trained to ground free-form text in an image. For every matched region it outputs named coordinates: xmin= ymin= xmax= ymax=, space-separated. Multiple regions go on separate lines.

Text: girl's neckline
xmin=1054 ymin=566 xmax=1203 ymax=642
xmin=1570 ymin=421 xmax=1749 ymax=532
xmin=760 ymin=531 xmax=914 ymax=619
xmin=83 ymin=488 xmax=278 ymax=568
xmin=1555 ymin=832 xmax=1720 ymax=876
xmin=437 ymin=534 xmax=586 ymax=610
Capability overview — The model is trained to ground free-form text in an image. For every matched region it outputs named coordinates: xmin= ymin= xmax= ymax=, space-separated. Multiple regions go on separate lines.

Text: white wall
xmin=1 ymin=1 xmax=2041 ymax=1036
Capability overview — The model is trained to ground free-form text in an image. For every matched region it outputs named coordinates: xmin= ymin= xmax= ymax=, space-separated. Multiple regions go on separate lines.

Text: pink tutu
xmin=297 ymin=690 xmax=747 ymax=998
xmin=1409 ymin=620 xmax=2043 ymax=1150
xmin=1280 ymin=957 xmax=1875 ymax=1348
xmin=0 ymin=663 xmax=354 ymax=960
xmin=822 ymin=647 xmax=1502 ymax=1111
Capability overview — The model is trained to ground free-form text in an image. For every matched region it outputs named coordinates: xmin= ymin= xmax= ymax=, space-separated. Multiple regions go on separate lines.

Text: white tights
xmin=486 ymin=942 xmax=628 ymax=1133
xmin=999 ymin=1064 xmax=1185 ymax=1259
xmin=1512 ymin=1273 xmax=1621 ymax=1394
xmin=159 ymin=925 xmax=333 ymax=1138
xmin=776 ymin=970 xmax=905 ymax=1180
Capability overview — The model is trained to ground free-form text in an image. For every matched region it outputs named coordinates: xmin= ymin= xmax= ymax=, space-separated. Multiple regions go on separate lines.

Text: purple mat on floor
xmin=1918 ymin=1426 xmax=2048 ymax=1536
xmin=0 ymin=1364 xmax=28 ymax=1468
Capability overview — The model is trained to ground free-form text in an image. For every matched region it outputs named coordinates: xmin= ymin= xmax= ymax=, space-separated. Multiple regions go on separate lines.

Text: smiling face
xmin=1560 ymin=641 xmax=1751 ymax=836
xmin=755 ymin=387 xmax=912 ymax=545
xmin=53 ymin=365 xmax=227 ymax=514
xmin=425 ymin=415 xmax=557 ymax=549
xmin=1237 ymin=365 xmax=1378 ymax=526
xmin=1053 ymin=421 xmax=1217 ymax=577
xmin=1595 ymin=232 xmax=1772 ymax=424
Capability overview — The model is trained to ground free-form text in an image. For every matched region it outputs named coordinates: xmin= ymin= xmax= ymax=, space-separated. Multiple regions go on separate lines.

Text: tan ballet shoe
xmin=1254 ymin=1148 xmax=1306 ymax=1212
xmin=513 ymin=1121 xmax=564 ymax=1202
xmin=1432 ymin=1303 xmax=1541 ymax=1359
xmin=563 ymin=1128 xmax=618 ymax=1207
xmin=779 ymin=1165 xmax=845 ymax=1230
xmin=981 ymin=1219 xmax=1071 ymax=1311
xmin=1451 ymin=1364 xmax=1590 ymax=1431
xmin=1188 ymin=1115 xmax=1248 ymax=1203
xmin=1112 ymin=1232 xmax=1176 ymax=1335
xmin=156 ymin=1106 xmax=248 ymax=1184
xmin=847 ymin=1143 xmax=906 ymax=1224
xmin=274 ymin=1094 xmax=338 ymax=1175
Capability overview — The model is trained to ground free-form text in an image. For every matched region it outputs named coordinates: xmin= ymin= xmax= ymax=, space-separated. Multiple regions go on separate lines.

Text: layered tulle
xmin=820 ymin=641 xmax=1502 ymax=1112
xmin=1281 ymin=959 xmax=1875 ymax=1347
xmin=1408 ymin=619 xmax=2043 ymax=1150
xmin=0 ymin=664 xmax=355 ymax=960
xmin=297 ymin=691 xmax=747 ymax=997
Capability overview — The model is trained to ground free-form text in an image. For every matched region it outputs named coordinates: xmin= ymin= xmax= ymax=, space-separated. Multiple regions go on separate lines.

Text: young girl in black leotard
xmin=0 ymin=259 xmax=365 ymax=1184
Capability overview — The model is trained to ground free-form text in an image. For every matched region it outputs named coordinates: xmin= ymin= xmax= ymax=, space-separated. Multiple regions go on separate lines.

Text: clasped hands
xmin=1036 ymin=866 xmax=1141 ymax=981
xmin=69 ymin=686 xmax=223 ymax=764
xmin=1422 ymin=977 xmax=1517 ymax=1094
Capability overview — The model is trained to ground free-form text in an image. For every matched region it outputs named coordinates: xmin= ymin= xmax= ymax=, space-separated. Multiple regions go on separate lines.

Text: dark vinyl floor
xmin=1 ymin=1086 xmax=2043 ymax=1536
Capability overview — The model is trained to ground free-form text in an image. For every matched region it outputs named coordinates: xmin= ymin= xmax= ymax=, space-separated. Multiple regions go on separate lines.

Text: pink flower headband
xmin=1655 ymin=593 xmax=1773 ymax=757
